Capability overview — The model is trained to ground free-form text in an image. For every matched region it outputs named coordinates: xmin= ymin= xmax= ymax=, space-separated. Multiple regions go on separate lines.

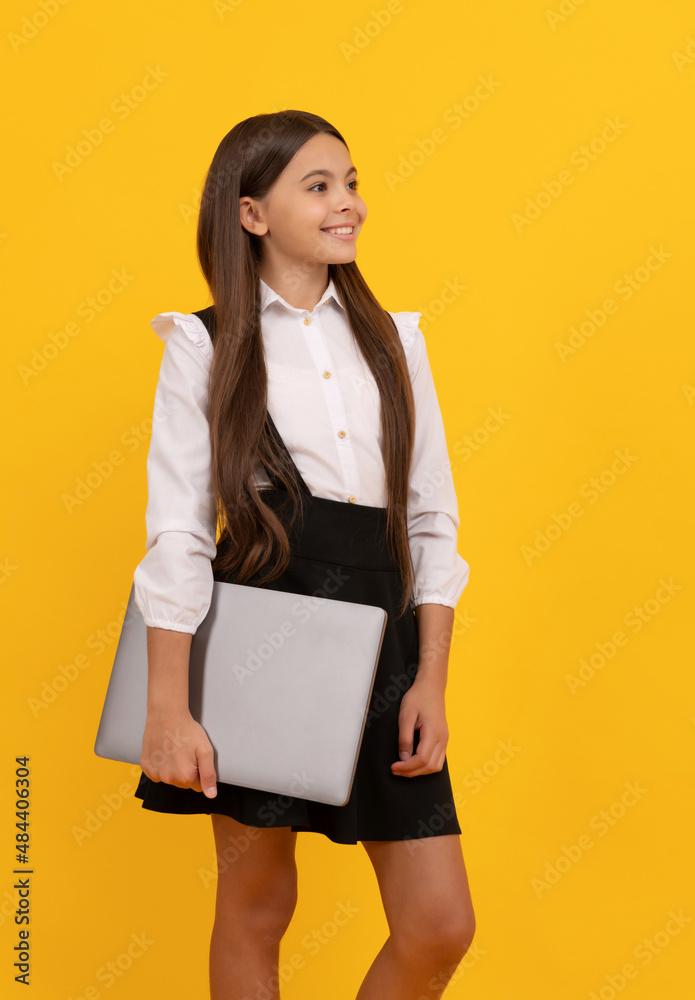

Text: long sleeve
xmin=392 ymin=312 xmax=470 ymax=610
xmin=132 ymin=312 xmax=218 ymax=633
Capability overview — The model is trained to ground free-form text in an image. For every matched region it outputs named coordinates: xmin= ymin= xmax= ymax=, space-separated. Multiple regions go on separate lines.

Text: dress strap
xmin=192 ymin=306 xmax=311 ymax=497
xmin=264 ymin=410 xmax=312 ymax=497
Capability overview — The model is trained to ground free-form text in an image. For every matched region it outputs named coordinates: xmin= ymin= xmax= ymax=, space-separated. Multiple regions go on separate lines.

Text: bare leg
xmin=209 ymin=813 xmax=298 ymax=1000
xmin=356 ymin=835 xmax=476 ymax=1000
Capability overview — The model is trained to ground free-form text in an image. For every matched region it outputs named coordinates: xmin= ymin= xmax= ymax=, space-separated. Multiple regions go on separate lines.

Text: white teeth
xmin=324 ymin=226 xmax=353 ymax=235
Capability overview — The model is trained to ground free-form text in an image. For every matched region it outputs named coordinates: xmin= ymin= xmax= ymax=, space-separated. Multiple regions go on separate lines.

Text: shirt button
xmin=322 ymin=370 xmax=331 ymax=378
xmin=338 ymin=430 xmax=346 ymax=438
xmin=348 ymin=496 xmax=356 ymax=503
xmin=304 ymin=317 xmax=311 ymax=325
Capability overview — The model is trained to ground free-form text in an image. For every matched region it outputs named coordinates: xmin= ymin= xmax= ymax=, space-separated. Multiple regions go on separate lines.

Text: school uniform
xmin=133 ymin=276 xmax=470 ymax=845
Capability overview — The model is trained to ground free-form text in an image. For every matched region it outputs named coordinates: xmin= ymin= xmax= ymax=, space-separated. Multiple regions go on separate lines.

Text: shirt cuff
xmin=410 ymin=595 xmax=459 ymax=609
xmin=137 ymin=616 xmax=197 ymax=634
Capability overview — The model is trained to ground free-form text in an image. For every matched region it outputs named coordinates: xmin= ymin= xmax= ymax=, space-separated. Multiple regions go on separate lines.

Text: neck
xmin=257 ymin=263 xmax=330 ymax=313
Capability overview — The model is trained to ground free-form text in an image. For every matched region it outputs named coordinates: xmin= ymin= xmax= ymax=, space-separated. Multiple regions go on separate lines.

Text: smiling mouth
xmin=321 ymin=226 xmax=355 ymax=235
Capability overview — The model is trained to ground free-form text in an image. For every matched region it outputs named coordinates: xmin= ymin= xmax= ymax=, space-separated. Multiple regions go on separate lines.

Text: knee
xmin=248 ymin=876 xmax=298 ymax=943
xmin=395 ymin=907 xmax=476 ymax=966
xmin=217 ymin=872 xmax=298 ymax=946
xmin=440 ymin=910 xmax=476 ymax=961
xmin=251 ymin=891 xmax=298 ymax=944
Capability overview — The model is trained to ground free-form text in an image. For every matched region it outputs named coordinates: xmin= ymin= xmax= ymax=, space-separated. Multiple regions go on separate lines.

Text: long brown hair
xmin=196 ymin=110 xmax=416 ymax=618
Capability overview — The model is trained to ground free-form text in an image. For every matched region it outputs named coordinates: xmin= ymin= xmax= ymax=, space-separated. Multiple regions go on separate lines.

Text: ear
xmin=239 ymin=196 xmax=268 ymax=236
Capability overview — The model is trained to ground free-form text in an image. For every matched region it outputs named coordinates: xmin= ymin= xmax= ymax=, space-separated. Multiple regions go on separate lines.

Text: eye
xmin=308 ymin=180 xmax=360 ymax=192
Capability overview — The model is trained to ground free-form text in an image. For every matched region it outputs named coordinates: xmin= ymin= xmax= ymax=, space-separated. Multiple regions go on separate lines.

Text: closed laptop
xmin=94 ymin=580 xmax=388 ymax=806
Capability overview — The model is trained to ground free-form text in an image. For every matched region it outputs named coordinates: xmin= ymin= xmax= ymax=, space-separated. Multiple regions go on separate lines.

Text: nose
xmin=337 ymin=190 xmax=364 ymax=219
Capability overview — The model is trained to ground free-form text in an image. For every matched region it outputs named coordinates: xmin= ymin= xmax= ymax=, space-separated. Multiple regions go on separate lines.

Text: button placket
xmin=300 ymin=311 xmax=360 ymax=503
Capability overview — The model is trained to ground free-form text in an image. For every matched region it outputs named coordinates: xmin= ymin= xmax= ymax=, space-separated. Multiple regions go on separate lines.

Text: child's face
xmin=242 ymin=132 xmax=367 ymax=275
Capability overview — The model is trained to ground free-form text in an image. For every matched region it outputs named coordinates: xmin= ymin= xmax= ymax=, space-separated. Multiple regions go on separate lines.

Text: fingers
xmin=391 ymin=745 xmax=444 ymax=776
xmin=140 ymin=722 xmax=191 ymax=784
xmin=139 ymin=758 xmax=162 ymax=783
xmin=140 ymin=721 xmax=217 ymax=795
xmin=151 ymin=760 xmax=200 ymax=789
xmin=393 ymin=693 xmax=449 ymax=776
xmin=397 ymin=727 xmax=414 ymax=762
xmin=196 ymin=744 xmax=218 ymax=798
xmin=391 ymin=728 xmax=446 ymax=776
xmin=396 ymin=702 xmax=419 ymax=762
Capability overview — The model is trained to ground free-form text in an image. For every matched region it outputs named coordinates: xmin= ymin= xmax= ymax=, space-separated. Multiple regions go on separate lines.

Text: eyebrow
xmin=298 ymin=166 xmax=358 ymax=183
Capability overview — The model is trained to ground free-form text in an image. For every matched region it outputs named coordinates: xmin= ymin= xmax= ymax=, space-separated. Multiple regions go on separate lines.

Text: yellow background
xmin=2 ymin=0 xmax=694 ymax=997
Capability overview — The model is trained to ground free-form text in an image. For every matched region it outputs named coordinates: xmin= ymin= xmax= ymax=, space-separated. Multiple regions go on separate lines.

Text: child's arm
xmin=133 ymin=312 xmax=219 ymax=796
xmin=411 ymin=602 xmax=454 ymax=694
xmin=133 ymin=313 xmax=217 ymax=634
xmin=391 ymin=311 xmax=470 ymax=615
xmin=141 ymin=626 xmax=217 ymax=797
xmin=389 ymin=312 xmax=468 ymax=777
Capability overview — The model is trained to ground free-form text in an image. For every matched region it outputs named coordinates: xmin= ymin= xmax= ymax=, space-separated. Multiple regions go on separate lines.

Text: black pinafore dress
xmin=134 ymin=315 xmax=462 ymax=846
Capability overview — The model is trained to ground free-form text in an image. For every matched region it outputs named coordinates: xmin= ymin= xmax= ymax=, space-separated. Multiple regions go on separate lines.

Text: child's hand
xmin=390 ymin=681 xmax=449 ymax=777
xmin=140 ymin=709 xmax=218 ymax=797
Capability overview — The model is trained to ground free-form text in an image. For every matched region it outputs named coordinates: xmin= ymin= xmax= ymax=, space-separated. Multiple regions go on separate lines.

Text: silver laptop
xmin=94 ymin=581 xmax=387 ymax=807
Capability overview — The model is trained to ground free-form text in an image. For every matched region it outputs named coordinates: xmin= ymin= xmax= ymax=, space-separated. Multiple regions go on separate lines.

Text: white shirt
xmin=133 ymin=276 xmax=470 ymax=633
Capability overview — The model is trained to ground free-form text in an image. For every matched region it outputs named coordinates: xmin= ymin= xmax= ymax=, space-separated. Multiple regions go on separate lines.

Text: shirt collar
xmin=259 ymin=276 xmax=344 ymax=315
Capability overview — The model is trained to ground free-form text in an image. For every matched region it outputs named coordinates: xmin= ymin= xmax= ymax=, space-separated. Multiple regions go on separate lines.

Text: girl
xmin=133 ymin=110 xmax=476 ymax=1000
